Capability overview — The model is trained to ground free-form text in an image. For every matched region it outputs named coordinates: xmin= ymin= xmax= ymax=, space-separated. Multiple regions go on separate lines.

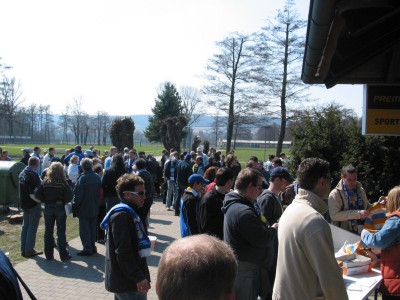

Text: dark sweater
xmin=222 ymin=191 xmax=277 ymax=267
xmin=19 ymin=168 xmax=41 ymax=209
xmin=105 ymin=204 xmax=150 ymax=293
xmin=199 ymin=186 xmax=225 ymax=240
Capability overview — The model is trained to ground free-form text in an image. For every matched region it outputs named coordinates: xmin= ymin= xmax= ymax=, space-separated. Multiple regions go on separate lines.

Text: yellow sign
xmin=363 ymin=85 xmax=400 ymax=136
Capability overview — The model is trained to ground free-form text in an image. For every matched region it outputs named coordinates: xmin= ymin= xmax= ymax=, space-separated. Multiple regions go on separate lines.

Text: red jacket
xmin=380 ymin=212 xmax=400 ymax=296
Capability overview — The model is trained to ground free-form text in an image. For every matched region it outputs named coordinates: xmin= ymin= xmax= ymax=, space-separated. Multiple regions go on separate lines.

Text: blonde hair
xmin=45 ymin=162 xmax=66 ymax=184
xmin=70 ymin=155 xmax=79 ymax=164
xmin=386 ymin=186 xmax=400 ymax=217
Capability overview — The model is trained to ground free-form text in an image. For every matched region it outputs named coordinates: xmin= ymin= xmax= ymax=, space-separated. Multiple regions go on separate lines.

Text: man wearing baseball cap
xmin=257 ymin=166 xmax=294 ymax=225
xmin=180 ymin=174 xmax=209 ymax=237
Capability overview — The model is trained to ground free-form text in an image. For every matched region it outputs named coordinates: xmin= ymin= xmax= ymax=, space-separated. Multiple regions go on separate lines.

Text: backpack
xmin=0 ymin=248 xmax=37 ymax=300
xmin=279 ymin=183 xmax=300 ymax=209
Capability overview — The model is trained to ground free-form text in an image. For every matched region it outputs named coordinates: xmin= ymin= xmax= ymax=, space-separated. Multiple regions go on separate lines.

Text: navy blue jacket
xmin=73 ymin=170 xmax=101 ymax=218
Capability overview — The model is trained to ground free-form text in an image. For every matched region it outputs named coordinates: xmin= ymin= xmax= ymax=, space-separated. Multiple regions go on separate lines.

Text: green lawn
xmin=1 ymin=143 xmax=289 ymax=165
xmin=0 ymin=211 xmax=79 ymax=265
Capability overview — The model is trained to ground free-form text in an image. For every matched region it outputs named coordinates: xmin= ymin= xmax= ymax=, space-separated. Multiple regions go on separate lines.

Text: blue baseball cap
xmin=188 ymin=174 xmax=209 ymax=185
xmin=271 ymin=167 xmax=294 ymax=183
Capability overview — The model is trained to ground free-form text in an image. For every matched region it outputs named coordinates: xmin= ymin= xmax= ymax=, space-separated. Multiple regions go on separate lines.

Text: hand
xmin=271 ymin=223 xmax=279 ymax=230
xmin=136 ymin=279 xmax=150 ymax=293
xmin=359 ymin=210 xmax=370 ymax=219
xmin=378 ymin=196 xmax=387 ymax=204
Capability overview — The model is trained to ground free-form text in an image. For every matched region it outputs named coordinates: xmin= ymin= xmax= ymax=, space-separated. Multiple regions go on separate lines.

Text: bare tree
xmin=67 ymin=96 xmax=86 ymax=144
xmin=254 ymin=0 xmax=308 ymax=156
xmin=93 ymin=111 xmax=110 ymax=146
xmin=204 ymin=32 xmax=260 ymax=154
xmin=0 ymin=77 xmax=24 ymax=141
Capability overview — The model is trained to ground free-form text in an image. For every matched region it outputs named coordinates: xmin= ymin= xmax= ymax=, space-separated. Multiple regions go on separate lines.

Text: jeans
xmin=79 ymin=216 xmax=97 ymax=253
xmin=20 ymin=203 xmax=42 ymax=255
xmin=174 ymin=187 xmax=184 ymax=215
xmin=114 ymin=291 xmax=147 ymax=300
xmin=44 ymin=202 xmax=69 ymax=259
xmin=166 ymin=179 xmax=175 ymax=208
xmin=97 ymin=205 xmax=106 ymax=241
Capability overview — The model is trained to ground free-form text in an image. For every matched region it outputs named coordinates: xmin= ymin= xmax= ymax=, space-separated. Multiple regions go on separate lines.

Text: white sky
xmin=0 ymin=0 xmax=364 ymax=116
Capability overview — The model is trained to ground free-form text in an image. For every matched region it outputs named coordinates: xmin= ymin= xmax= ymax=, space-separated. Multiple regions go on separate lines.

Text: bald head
xmin=157 ymin=235 xmax=237 ymax=300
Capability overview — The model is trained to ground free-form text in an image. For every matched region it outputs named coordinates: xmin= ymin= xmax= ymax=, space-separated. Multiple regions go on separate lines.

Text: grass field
xmin=0 ymin=210 xmax=79 ymax=265
xmin=1 ymin=143 xmax=288 ymax=164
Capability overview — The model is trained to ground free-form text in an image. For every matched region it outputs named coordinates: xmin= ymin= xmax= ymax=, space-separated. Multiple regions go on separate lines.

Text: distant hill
xmin=53 ymin=114 xmax=280 ymax=132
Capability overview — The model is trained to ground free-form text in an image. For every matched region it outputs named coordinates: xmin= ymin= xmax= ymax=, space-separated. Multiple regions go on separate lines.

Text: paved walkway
xmin=14 ymin=198 xmax=180 ymax=300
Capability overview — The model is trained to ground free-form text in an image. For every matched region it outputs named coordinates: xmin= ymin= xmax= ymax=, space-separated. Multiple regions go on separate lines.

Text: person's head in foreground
xmin=156 ymin=234 xmax=237 ymax=300
xmin=386 ymin=186 xmax=400 ymax=216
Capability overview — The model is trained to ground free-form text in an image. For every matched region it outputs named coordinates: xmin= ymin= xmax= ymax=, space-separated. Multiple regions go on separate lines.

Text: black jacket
xmin=19 ymin=168 xmax=41 ymax=209
xmin=105 ymin=205 xmax=150 ymax=293
xmin=34 ymin=181 xmax=73 ymax=205
xmin=176 ymin=160 xmax=193 ymax=189
xmin=222 ymin=191 xmax=277 ymax=268
xmin=102 ymin=167 xmax=126 ymax=197
xmin=181 ymin=190 xmax=201 ymax=235
xmin=20 ymin=154 xmax=30 ymax=166
xmin=199 ymin=187 xmax=225 ymax=240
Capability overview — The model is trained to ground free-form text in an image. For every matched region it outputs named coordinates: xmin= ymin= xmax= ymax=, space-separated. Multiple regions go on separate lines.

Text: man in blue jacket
xmin=64 ymin=145 xmax=85 ymax=165
xmin=72 ymin=158 xmax=101 ymax=256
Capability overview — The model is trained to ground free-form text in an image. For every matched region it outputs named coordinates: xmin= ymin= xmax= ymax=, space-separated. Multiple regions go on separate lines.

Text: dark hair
xmin=157 ymin=235 xmax=237 ymax=300
xmin=269 ymin=154 xmax=275 ymax=160
xmin=115 ymin=173 xmax=144 ymax=199
xmin=34 ymin=146 xmax=40 ymax=152
xmin=49 ymin=147 xmax=55 ymax=152
xmin=215 ymin=167 xmax=235 ymax=186
xmin=235 ymin=168 xmax=262 ymax=191
xmin=135 ymin=158 xmax=147 ymax=170
xmin=93 ymin=164 xmax=103 ymax=174
xmin=341 ymin=164 xmax=357 ymax=176
xmin=81 ymin=158 xmax=93 ymax=171
xmin=28 ymin=156 xmax=39 ymax=168
xmin=246 ymin=160 xmax=256 ymax=168
xmin=249 ymin=156 xmax=258 ymax=163
xmin=297 ymin=158 xmax=330 ymax=190
xmin=111 ymin=154 xmax=125 ymax=171
xmin=226 ymin=154 xmax=237 ymax=167
xmin=272 ymin=157 xmax=282 ymax=166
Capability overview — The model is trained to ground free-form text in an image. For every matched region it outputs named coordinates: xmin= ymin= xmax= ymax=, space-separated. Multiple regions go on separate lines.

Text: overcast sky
xmin=0 ymin=0 xmax=364 ymax=116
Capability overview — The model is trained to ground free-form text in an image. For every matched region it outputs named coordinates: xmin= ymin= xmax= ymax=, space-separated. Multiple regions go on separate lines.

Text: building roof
xmin=301 ymin=0 xmax=400 ymax=88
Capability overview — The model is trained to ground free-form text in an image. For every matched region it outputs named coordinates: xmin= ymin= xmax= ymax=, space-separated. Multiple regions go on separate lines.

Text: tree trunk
xmin=276 ymin=23 xmax=290 ymax=156
xmin=226 ymin=37 xmax=244 ymax=155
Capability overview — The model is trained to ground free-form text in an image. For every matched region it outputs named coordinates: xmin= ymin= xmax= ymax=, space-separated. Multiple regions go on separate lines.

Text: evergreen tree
xmin=289 ymin=104 xmax=357 ymax=178
xmin=145 ymin=82 xmax=186 ymax=151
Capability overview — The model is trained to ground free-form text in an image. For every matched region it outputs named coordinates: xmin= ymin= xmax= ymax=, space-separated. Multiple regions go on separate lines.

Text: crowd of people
xmin=12 ymin=144 xmax=400 ymax=299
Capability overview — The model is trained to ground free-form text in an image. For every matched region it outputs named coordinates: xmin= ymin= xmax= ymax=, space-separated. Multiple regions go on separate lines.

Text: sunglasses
xmin=129 ymin=191 xmax=146 ymax=196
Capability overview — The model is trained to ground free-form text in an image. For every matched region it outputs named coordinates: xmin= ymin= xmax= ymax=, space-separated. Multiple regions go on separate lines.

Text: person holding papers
xmin=361 ymin=186 xmax=400 ymax=299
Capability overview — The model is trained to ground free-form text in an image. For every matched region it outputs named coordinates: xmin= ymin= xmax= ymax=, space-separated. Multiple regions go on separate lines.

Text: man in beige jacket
xmin=328 ymin=165 xmax=370 ymax=234
xmin=273 ymin=158 xmax=348 ymax=300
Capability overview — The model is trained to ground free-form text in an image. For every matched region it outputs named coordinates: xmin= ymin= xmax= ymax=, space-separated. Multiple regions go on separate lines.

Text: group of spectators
xmin=158 ymin=148 xmax=400 ymax=300
xmin=13 ymin=144 xmax=400 ymax=300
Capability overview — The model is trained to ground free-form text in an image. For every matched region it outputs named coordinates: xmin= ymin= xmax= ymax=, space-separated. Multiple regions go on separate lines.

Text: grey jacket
xmin=328 ymin=179 xmax=370 ymax=232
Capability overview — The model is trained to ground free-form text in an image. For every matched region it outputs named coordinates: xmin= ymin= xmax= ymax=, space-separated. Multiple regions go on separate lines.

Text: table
xmin=344 ymin=268 xmax=382 ymax=300
xmin=329 ymin=224 xmax=382 ymax=299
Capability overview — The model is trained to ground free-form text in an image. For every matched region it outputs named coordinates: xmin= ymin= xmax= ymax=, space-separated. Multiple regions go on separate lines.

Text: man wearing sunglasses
xmin=101 ymin=173 xmax=151 ymax=299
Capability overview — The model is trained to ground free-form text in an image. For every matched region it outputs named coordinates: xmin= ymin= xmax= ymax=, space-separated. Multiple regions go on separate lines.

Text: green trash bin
xmin=0 ymin=161 xmax=26 ymax=208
